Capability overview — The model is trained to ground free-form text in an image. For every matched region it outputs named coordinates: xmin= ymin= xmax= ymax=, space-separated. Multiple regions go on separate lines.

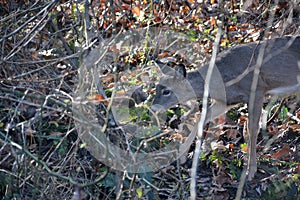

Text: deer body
xmin=151 ymin=37 xmax=300 ymax=180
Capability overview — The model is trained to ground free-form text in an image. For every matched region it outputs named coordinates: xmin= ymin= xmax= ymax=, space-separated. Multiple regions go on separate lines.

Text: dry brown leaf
xmin=159 ymin=51 xmax=170 ymax=58
xmin=132 ymin=6 xmax=140 ymax=17
xmin=226 ymin=143 xmax=235 ymax=150
xmin=87 ymin=94 xmax=108 ymax=105
xmin=171 ymin=133 xmax=186 ymax=143
xmin=238 ymin=115 xmax=247 ymax=124
xmin=228 ymin=25 xmax=237 ymax=32
xmin=290 ymin=124 xmax=300 ymax=132
xmin=101 ymin=73 xmax=114 ymax=83
xmin=272 ymin=144 xmax=290 ymax=160
xmin=267 ymin=125 xmax=278 ymax=135
xmin=211 ymin=17 xmax=216 ymax=26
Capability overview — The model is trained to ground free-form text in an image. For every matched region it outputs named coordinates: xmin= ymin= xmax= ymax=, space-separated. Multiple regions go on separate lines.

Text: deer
xmin=151 ymin=36 xmax=300 ymax=180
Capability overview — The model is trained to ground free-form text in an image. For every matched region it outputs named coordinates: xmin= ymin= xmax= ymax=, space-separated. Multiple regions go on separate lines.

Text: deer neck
xmin=186 ymin=64 xmax=227 ymax=103
xmin=186 ymin=69 xmax=205 ymax=99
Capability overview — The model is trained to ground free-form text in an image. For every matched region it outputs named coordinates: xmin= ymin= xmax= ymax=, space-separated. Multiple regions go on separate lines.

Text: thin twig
xmin=190 ymin=24 xmax=223 ymax=200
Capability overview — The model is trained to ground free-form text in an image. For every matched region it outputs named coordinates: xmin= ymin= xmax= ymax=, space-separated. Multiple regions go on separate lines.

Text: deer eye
xmin=162 ymin=89 xmax=171 ymax=96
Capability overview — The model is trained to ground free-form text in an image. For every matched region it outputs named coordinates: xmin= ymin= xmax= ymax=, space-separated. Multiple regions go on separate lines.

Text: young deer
xmin=151 ymin=36 xmax=300 ymax=180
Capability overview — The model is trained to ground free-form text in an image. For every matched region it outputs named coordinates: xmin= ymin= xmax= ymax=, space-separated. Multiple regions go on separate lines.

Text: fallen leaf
xmin=228 ymin=143 xmax=235 ymax=150
xmin=132 ymin=6 xmax=140 ymax=17
xmin=238 ymin=115 xmax=247 ymax=126
xmin=87 ymin=94 xmax=108 ymax=105
xmin=171 ymin=133 xmax=186 ymax=143
xmin=272 ymin=144 xmax=290 ymax=160
xmin=88 ymin=94 xmax=105 ymax=101
xmin=159 ymin=51 xmax=169 ymax=58
xmin=211 ymin=17 xmax=216 ymax=26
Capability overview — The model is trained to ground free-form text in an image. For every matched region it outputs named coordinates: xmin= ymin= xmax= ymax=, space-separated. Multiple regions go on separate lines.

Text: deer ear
xmin=155 ymin=60 xmax=176 ymax=76
xmin=176 ymin=64 xmax=186 ymax=78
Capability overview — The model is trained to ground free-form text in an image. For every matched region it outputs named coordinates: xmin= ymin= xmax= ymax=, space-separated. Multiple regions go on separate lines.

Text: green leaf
xmin=136 ymin=187 xmax=143 ymax=198
xmin=80 ymin=143 xmax=86 ymax=148
xmin=278 ymin=106 xmax=288 ymax=121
